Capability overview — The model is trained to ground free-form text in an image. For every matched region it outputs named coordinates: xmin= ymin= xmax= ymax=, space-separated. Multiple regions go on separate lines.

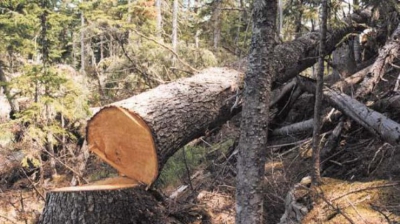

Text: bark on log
xmin=355 ymin=24 xmax=400 ymax=97
xmin=271 ymin=110 xmax=342 ymax=137
xmin=88 ymin=68 xmax=243 ymax=181
xmin=39 ymin=185 xmax=166 ymax=224
xmin=273 ymin=7 xmax=372 ymax=87
xmin=298 ymin=76 xmax=400 ymax=145
xmin=331 ymin=64 xmax=372 ymax=93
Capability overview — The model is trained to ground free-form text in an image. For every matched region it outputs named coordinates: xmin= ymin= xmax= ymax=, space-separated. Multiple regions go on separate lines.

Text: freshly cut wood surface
xmin=87 ymin=106 xmax=158 ymax=186
xmin=52 ymin=177 xmax=139 ymax=192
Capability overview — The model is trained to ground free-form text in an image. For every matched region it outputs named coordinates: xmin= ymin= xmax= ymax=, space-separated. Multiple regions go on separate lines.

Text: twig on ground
xmin=370 ymin=203 xmax=393 ymax=224
xmin=331 ymin=182 xmax=400 ymax=201
xmin=346 ymin=198 xmax=367 ymax=223
xmin=316 ymin=187 xmax=356 ymax=224
xmin=20 ymin=168 xmax=45 ymax=200
xmin=0 ymin=215 xmax=17 ymax=224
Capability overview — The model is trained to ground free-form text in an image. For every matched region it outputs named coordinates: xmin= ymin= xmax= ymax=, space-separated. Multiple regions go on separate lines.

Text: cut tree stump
xmin=40 ymin=183 xmax=166 ymax=224
xmin=40 ymin=67 xmax=243 ymax=223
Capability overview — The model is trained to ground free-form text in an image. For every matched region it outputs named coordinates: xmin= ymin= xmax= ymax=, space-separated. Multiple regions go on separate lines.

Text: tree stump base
xmin=39 ymin=181 xmax=166 ymax=224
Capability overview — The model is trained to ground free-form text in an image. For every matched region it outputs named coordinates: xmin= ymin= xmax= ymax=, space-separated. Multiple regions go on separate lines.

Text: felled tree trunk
xmin=40 ymin=68 xmax=243 ymax=223
xmin=88 ymin=67 xmax=243 ymax=176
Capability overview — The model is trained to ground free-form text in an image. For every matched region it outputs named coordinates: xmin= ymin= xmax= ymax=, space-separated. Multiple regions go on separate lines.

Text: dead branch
xmin=355 ymin=24 xmax=400 ymax=97
xmin=298 ymin=76 xmax=400 ymax=145
xmin=270 ymin=79 xmax=297 ymax=107
xmin=315 ymin=187 xmax=356 ymax=224
xmin=271 ymin=110 xmax=342 ymax=137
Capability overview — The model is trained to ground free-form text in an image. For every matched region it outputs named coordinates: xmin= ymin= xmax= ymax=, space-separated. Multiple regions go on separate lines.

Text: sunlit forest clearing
xmin=1 ymin=0 xmax=400 ymax=223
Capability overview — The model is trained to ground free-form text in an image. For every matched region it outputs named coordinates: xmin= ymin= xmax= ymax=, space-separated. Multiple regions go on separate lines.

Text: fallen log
xmin=271 ymin=110 xmax=342 ymax=137
xmin=355 ymin=24 xmax=400 ymax=97
xmin=40 ymin=67 xmax=243 ymax=223
xmin=298 ymin=76 xmax=400 ymax=145
xmin=273 ymin=7 xmax=372 ymax=87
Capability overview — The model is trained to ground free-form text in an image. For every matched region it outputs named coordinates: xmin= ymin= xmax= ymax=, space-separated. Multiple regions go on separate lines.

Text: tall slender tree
xmin=80 ymin=5 xmax=85 ymax=75
xmin=172 ymin=0 xmax=179 ymax=64
xmin=156 ymin=0 xmax=162 ymax=38
xmin=312 ymin=0 xmax=328 ymax=185
xmin=236 ymin=0 xmax=277 ymax=223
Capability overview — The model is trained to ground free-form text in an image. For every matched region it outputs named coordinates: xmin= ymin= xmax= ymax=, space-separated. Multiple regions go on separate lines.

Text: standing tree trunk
xmin=235 ymin=0 xmax=277 ymax=223
xmin=278 ymin=0 xmax=283 ymax=38
xmin=294 ymin=0 xmax=303 ymax=38
xmin=80 ymin=9 xmax=85 ymax=75
xmin=211 ymin=0 xmax=221 ymax=49
xmin=0 ymin=64 xmax=17 ymax=117
xmin=172 ymin=0 xmax=178 ymax=64
xmin=156 ymin=0 xmax=162 ymax=39
xmin=312 ymin=0 xmax=328 ymax=185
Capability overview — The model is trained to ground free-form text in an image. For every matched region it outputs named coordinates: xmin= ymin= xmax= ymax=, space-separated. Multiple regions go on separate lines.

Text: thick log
xmin=298 ymin=76 xmax=400 ymax=145
xmin=39 ymin=185 xmax=166 ymax=224
xmin=88 ymin=68 xmax=242 ymax=183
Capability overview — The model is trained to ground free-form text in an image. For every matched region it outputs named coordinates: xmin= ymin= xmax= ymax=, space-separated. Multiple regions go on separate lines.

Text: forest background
xmin=1 ymin=0 xmax=400 ymax=223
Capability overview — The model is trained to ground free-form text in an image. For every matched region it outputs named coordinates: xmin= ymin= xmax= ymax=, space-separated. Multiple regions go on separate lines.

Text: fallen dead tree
xmin=297 ymin=76 xmax=400 ymax=145
xmin=271 ymin=110 xmax=341 ymax=137
xmin=355 ymin=24 xmax=400 ymax=97
xmin=40 ymin=67 xmax=243 ymax=223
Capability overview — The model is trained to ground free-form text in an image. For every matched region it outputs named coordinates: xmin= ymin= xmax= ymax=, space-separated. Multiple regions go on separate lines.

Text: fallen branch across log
xmin=298 ymin=76 xmax=400 ymax=145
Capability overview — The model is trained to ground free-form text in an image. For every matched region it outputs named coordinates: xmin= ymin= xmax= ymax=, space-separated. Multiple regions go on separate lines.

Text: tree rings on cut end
xmin=87 ymin=106 xmax=158 ymax=187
